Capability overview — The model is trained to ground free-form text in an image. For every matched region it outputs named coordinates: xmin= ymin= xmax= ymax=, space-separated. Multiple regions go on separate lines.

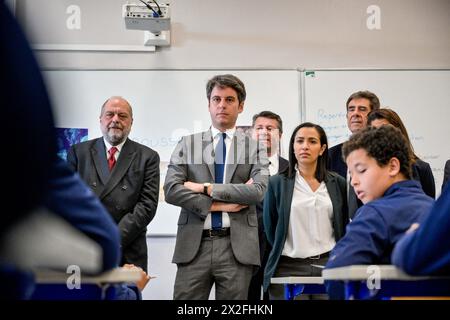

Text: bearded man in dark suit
xmin=68 ymin=96 xmax=160 ymax=272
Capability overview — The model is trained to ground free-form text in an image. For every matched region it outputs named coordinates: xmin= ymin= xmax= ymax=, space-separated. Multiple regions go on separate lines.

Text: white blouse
xmin=281 ymin=170 xmax=336 ymax=258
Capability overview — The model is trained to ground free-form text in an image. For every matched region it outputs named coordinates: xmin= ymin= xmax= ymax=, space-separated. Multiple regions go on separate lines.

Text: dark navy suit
xmin=44 ymin=159 xmax=121 ymax=271
xmin=327 ymin=143 xmax=347 ymax=179
xmin=1 ymin=2 xmax=56 ymax=233
xmin=328 ymin=143 xmax=361 ymax=220
xmin=412 ymin=159 xmax=435 ymax=198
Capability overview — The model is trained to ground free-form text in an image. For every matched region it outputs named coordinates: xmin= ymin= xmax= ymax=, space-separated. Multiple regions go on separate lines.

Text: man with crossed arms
xmin=164 ymin=74 xmax=269 ymax=300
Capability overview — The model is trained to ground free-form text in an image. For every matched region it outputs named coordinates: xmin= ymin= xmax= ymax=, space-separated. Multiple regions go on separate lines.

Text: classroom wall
xmin=12 ymin=0 xmax=450 ymax=300
xmin=15 ymin=0 xmax=450 ymax=70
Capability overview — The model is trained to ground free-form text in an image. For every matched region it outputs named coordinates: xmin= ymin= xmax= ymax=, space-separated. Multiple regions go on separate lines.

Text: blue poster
xmin=56 ymin=128 xmax=88 ymax=161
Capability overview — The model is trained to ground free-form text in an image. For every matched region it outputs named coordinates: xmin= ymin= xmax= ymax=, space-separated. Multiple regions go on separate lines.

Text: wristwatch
xmin=203 ymin=183 xmax=211 ymax=195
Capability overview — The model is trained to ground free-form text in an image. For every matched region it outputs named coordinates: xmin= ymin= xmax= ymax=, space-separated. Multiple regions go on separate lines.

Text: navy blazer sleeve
xmin=325 ymin=206 xmax=389 ymax=269
xmin=44 ymin=159 xmax=121 ymax=271
xmin=327 ymin=143 xmax=347 ymax=179
xmin=1 ymin=1 xmax=57 ymax=232
xmin=392 ymin=183 xmax=450 ymax=275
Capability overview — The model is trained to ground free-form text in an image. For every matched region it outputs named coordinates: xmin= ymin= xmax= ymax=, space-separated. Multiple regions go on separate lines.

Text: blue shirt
xmin=324 ymin=180 xmax=434 ymax=299
xmin=326 ymin=180 xmax=434 ymax=269
xmin=392 ymin=183 xmax=450 ymax=275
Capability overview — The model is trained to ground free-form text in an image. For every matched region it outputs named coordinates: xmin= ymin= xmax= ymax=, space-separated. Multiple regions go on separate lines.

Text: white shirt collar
xmin=268 ymin=153 xmax=279 ymax=175
xmin=103 ymin=137 xmax=127 ymax=154
xmin=210 ymin=126 xmax=236 ymax=140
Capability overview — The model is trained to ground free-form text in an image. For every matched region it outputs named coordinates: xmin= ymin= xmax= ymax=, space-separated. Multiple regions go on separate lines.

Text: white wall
xmin=12 ymin=0 xmax=449 ymax=300
xmin=15 ymin=0 xmax=450 ymax=70
xmin=142 ymin=236 xmax=177 ymax=300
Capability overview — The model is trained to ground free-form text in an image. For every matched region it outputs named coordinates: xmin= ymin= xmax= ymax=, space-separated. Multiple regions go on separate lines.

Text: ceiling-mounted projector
xmin=123 ymin=1 xmax=171 ymax=46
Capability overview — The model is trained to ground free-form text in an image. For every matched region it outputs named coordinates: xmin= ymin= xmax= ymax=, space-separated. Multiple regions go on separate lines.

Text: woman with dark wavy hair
xmin=262 ymin=122 xmax=348 ymax=299
xmin=368 ymin=108 xmax=436 ymax=198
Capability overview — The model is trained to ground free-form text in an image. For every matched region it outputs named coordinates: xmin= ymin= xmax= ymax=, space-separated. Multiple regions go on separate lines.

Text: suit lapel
xmin=325 ymin=175 xmax=338 ymax=207
xmin=202 ymin=130 xmax=215 ymax=180
xmin=91 ymin=139 xmax=109 ymax=185
xmin=278 ymin=156 xmax=289 ymax=174
xmin=225 ymin=131 xmax=244 ymax=184
xmin=283 ymin=177 xmax=295 ymax=230
xmin=100 ymin=139 xmax=136 ymax=199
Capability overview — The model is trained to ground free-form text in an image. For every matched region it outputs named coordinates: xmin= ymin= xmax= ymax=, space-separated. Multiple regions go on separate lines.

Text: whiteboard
xmin=304 ymin=70 xmax=450 ymax=196
xmin=42 ymin=70 xmax=301 ymax=235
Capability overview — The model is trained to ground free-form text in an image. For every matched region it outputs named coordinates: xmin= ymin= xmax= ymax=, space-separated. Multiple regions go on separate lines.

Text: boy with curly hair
xmin=324 ymin=125 xmax=434 ymax=298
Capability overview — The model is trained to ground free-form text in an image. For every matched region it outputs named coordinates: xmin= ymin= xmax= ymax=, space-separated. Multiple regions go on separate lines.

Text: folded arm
xmin=163 ymin=138 xmax=213 ymax=219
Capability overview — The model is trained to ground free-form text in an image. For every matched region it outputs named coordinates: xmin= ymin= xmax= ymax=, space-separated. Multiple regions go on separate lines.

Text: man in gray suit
xmin=164 ymin=74 xmax=269 ymax=300
xmin=67 ymin=96 xmax=160 ymax=272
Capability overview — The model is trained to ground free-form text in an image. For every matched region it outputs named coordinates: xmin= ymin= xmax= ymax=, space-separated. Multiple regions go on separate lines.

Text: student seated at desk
xmin=392 ymin=183 xmax=450 ymax=276
xmin=324 ymin=125 xmax=434 ymax=299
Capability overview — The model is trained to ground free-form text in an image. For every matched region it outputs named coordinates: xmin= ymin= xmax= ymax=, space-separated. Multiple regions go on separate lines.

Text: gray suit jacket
xmin=164 ymin=129 xmax=269 ymax=266
xmin=67 ymin=138 xmax=160 ymax=271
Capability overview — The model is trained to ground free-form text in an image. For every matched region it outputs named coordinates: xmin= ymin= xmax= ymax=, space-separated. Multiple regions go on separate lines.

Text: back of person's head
xmin=252 ymin=111 xmax=283 ymax=134
xmin=1 ymin=3 xmax=57 ymax=232
xmin=342 ymin=125 xmax=412 ymax=179
xmin=287 ymin=122 xmax=329 ymax=181
xmin=206 ymin=74 xmax=246 ymax=103
xmin=346 ymin=90 xmax=380 ymax=112
xmin=367 ymin=108 xmax=419 ymax=161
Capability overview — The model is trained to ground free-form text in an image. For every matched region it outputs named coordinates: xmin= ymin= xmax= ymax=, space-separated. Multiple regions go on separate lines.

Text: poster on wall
xmin=56 ymin=127 xmax=88 ymax=161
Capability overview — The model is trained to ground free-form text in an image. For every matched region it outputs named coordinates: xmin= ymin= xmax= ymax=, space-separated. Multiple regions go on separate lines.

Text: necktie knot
xmin=109 ymin=146 xmax=118 ymax=157
xmin=108 ymin=147 xmax=118 ymax=171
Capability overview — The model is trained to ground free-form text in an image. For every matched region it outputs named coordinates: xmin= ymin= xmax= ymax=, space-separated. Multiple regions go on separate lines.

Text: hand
xmin=211 ymin=201 xmax=248 ymax=212
xmin=123 ymin=264 xmax=152 ymax=291
xmin=183 ymin=181 xmax=203 ymax=193
xmin=406 ymin=223 xmax=420 ymax=234
xmin=245 ymin=178 xmax=254 ymax=185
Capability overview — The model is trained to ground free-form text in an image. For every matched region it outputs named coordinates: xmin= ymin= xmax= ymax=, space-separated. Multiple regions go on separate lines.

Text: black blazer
xmin=327 ymin=143 xmax=362 ymax=219
xmin=262 ymin=171 xmax=348 ymax=290
xmin=277 ymin=157 xmax=290 ymax=175
xmin=256 ymin=156 xmax=289 ymax=257
xmin=67 ymin=138 xmax=160 ymax=271
xmin=412 ymin=159 xmax=435 ymax=198
xmin=328 ymin=143 xmax=347 ymax=178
